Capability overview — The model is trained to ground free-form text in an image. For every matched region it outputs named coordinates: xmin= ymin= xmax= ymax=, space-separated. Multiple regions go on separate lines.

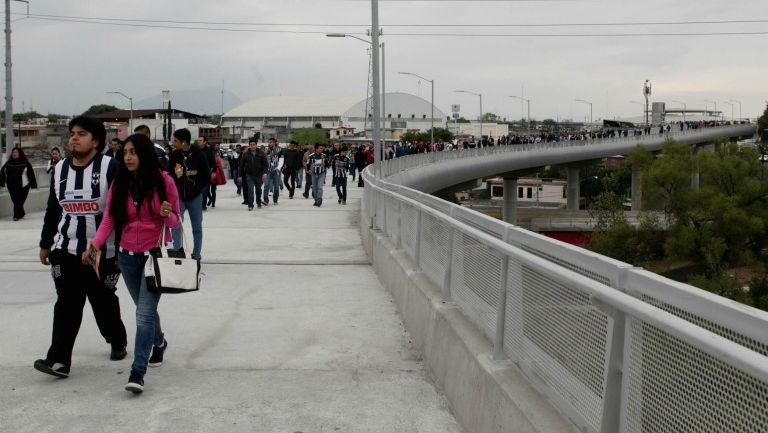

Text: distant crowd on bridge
xmin=375 ymin=118 xmax=752 ymax=157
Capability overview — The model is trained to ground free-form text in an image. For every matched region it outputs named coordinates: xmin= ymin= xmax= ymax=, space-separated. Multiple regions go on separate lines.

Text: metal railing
xmin=360 ymin=126 xmax=768 ymax=433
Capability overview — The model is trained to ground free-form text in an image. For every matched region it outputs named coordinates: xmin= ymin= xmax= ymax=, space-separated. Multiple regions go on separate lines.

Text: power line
xmin=27 ymin=17 xmax=768 ymax=37
xmin=13 ymin=12 xmax=768 ymax=28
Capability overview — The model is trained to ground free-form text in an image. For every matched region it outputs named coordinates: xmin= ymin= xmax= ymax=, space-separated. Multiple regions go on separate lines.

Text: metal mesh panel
xmin=385 ymin=195 xmax=399 ymax=240
xmin=520 ymin=244 xmax=612 ymax=287
xmin=639 ymin=294 xmax=768 ymax=356
xmin=450 ymin=233 xmax=502 ymax=340
xmin=624 ymin=318 xmax=768 ymax=433
xmin=420 ymin=213 xmax=450 ymax=286
xmin=400 ymin=204 xmax=418 ymax=258
xmin=505 ymin=263 xmax=609 ymax=432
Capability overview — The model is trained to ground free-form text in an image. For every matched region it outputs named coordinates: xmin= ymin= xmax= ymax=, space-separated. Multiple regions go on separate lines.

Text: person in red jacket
xmin=86 ymin=133 xmax=180 ymax=394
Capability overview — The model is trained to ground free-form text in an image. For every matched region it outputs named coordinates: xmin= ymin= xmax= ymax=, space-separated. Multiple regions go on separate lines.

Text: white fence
xmin=360 ymin=128 xmax=768 ymax=433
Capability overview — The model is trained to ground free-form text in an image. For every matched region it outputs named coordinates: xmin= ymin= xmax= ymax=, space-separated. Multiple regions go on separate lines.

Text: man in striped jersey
xmin=308 ymin=143 xmax=328 ymax=207
xmin=34 ymin=116 xmax=128 ymax=379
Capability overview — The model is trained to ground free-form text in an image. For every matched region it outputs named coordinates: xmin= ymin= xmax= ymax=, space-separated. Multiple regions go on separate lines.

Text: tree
xmin=291 ymin=128 xmax=328 ymax=146
xmin=643 ymin=140 xmax=768 ymax=278
xmin=481 ymin=112 xmax=499 ymax=122
xmin=455 ymin=117 xmax=471 ymax=124
xmin=82 ymin=104 xmax=119 ymax=116
xmin=757 ymin=103 xmax=768 ymax=161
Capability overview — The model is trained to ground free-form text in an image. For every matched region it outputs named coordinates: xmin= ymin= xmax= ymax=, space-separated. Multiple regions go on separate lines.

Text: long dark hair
xmin=11 ymin=147 xmax=28 ymax=162
xmin=109 ymin=134 xmax=168 ymax=227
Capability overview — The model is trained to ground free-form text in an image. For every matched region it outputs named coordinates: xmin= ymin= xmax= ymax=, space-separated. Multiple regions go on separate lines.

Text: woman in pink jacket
xmin=85 ymin=133 xmax=180 ymax=394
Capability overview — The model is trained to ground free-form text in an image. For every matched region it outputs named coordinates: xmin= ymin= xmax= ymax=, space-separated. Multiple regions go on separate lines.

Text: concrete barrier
xmin=361 ymin=218 xmax=577 ymax=433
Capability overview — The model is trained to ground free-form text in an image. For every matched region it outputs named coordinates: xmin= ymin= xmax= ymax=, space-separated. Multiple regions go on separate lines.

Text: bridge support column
xmin=567 ymin=166 xmax=580 ymax=211
xmin=502 ymin=177 xmax=518 ymax=224
xmin=631 ymin=166 xmax=642 ymax=211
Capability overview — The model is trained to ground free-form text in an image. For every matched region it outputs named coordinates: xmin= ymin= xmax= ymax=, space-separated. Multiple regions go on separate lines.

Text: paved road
xmin=0 ymin=180 xmax=462 ymax=433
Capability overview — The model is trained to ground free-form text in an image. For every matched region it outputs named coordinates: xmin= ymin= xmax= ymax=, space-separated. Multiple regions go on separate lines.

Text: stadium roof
xmin=223 ymin=95 xmax=363 ymax=118
xmin=222 ymin=93 xmax=445 ymax=120
xmin=344 ymin=92 xmax=445 ymax=120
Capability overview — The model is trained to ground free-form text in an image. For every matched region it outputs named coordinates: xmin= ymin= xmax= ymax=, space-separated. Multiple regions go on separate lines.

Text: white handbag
xmin=144 ymin=223 xmax=200 ymax=294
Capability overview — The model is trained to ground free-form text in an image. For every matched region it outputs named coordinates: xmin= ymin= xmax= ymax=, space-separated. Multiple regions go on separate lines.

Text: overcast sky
xmin=8 ymin=0 xmax=768 ymax=122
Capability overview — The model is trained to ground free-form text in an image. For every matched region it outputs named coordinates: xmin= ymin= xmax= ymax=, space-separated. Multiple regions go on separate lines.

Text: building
xmin=221 ymin=95 xmax=359 ymax=143
xmin=486 ymin=177 xmax=567 ymax=208
xmin=342 ymin=92 xmax=446 ymax=138
xmin=221 ymin=93 xmax=445 ymax=143
xmin=448 ymin=122 xmax=509 ymax=141
xmin=90 ymin=108 xmax=216 ymax=144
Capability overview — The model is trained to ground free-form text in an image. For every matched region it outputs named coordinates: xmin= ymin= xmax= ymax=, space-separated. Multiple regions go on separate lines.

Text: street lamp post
xmin=509 ymin=96 xmax=530 ymax=136
xmin=723 ymin=101 xmax=734 ymax=122
xmin=729 ymin=99 xmax=742 ymax=121
xmin=399 ymin=72 xmax=434 ymax=147
xmin=672 ymin=100 xmax=687 ymax=124
xmin=162 ymin=90 xmax=170 ymax=144
xmin=326 ymin=29 xmax=384 ymax=176
xmin=107 ymin=91 xmax=133 ymax=131
xmin=704 ymin=99 xmax=717 ymax=119
xmin=575 ymin=99 xmax=593 ymax=125
xmin=455 ymin=90 xmax=482 ymax=146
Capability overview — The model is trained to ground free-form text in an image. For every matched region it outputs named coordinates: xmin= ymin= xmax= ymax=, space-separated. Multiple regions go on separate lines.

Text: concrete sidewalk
xmin=0 ymin=181 xmax=462 ymax=433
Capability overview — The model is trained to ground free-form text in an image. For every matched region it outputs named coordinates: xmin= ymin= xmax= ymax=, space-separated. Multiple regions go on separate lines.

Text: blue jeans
xmin=118 ymin=252 xmax=163 ymax=378
xmin=172 ymin=193 xmax=204 ymax=260
xmin=244 ymin=174 xmax=263 ymax=207
xmin=296 ymin=168 xmax=304 ymax=188
xmin=311 ymin=171 xmax=326 ymax=204
xmin=263 ymin=170 xmax=281 ymax=203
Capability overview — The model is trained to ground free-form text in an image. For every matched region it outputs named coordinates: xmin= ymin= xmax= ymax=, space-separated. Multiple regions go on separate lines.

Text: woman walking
xmin=0 ymin=147 xmax=38 ymax=221
xmin=85 ymin=133 xmax=180 ymax=394
xmin=46 ymin=147 xmax=62 ymax=175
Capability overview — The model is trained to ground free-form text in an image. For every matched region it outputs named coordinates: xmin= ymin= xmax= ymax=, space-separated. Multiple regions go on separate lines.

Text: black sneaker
xmin=34 ymin=359 xmax=69 ymax=378
xmin=248 ymin=206 xmax=254 ymax=211
xmin=148 ymin=339 xmax=167 ymax=367
xmin=110 ymin=345 xmax=127 ymax=361
xmin=338 ymin=199 xmax=342 ymax=204
xmin=302 ymin=192 xmax=309 ymax=199
xmin=125 ymin=372 xmax=144 ymax=394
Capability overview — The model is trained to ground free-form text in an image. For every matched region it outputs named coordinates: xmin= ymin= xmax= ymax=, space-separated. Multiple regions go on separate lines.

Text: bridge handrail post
xmin=595 ymin=268 xmax=633 ymax=433
xmin=493 ymin=228 xmax=512 ymax=360
xmin=414 ymin=210 xmax=423 ymax=272
xmin=442 ymin=207 xmax=456 ymax=302
xmin=396 ymin=199 xmax=403 ymax=249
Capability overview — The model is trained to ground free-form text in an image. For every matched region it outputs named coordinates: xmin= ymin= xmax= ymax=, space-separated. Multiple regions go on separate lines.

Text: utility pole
xmin=370 ymin=0 xmax=382 ymax=178
xmin=3 ymin=0 xmax=28 ymax=164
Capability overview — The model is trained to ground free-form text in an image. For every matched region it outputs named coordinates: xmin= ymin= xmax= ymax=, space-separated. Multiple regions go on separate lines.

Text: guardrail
xmin=360 ymin=125 xmax=768 ymax=433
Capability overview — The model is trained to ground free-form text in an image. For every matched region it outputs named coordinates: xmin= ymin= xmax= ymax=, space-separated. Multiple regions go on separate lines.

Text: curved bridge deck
xmin=0 ymin=183 xmax=463 ymax=433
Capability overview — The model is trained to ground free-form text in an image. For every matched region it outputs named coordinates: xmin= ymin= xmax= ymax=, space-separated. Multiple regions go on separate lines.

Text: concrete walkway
xmin=0 ymin=180 xmax=463 ymax=433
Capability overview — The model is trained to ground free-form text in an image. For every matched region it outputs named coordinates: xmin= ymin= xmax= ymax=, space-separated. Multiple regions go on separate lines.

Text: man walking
xmin=197 ymin=136 xmax=217 ymax=211
xmin=282 ymin=140 xmax=302 ymax=199
xmin=35 ymin=116 xmax=128 ymax=378
xmin=262 ymin=138 xmax=283 ymax=205
xmin=331 ymin=146 xmax=350 ymax=205
xmin=227 ymin=144 xmax=243 ymax=197
xmin=308 ymin=144 xmax=328 ymax=207
xmin=169 ymin=128 xmax=210 ymax=260
xmin=239 ymin=140 xmax=268 ymax=210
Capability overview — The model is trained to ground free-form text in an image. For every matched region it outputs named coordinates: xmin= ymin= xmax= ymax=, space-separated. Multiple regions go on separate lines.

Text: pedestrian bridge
xmin=360 ymin=123 xmax=768 ymax=433
xmin=1 ymin=123 xmax=765 ymax=433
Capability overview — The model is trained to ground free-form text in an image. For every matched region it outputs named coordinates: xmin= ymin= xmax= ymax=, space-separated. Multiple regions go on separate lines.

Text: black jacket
xmin=0 ymin=158 xmax=37 ymax=190
xmin=282 ymin=149 xmax=302 ymax=170
xmin=239 ymin=150 xmax=268 ymax=176
xmin=169 ymin=147 xmax=210 ymax=201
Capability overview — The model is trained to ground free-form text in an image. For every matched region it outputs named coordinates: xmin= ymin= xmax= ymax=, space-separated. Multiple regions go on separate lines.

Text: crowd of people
xmin=380 ymin=119 xmax=750 ymax=157
xmin=221 ymin=139 xmax=373 ymax=209
xmin=27 ymin=115 xmax=373 ymax=394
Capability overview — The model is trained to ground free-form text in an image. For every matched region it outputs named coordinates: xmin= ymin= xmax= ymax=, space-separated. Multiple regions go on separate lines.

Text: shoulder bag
xmin=145 ymin=223 xmax=200 ymax=294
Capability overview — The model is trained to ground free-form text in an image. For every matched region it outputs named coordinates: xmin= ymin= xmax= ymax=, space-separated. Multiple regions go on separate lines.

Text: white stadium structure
xmin=221 ymin=92 xmax=446 ymax=142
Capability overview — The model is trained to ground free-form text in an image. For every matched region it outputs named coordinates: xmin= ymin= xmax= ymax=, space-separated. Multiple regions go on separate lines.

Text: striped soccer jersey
xmin=51 ymin=154 xmax=116 ymax=258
